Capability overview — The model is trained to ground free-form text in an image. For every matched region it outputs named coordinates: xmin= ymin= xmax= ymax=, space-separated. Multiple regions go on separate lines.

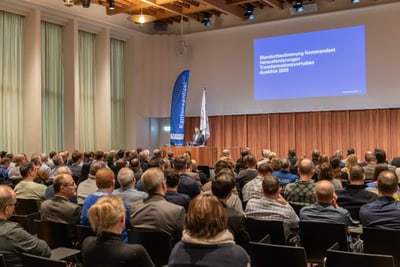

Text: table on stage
xmin=160 ymin=146 xmax=217 ymax=167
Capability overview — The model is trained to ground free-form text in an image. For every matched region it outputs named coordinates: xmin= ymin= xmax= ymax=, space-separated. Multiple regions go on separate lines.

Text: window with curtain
xmin=78 ymin=30 xmax=96 ymax=151
xmin=0 ymin=11 xmax=24 ymax=153
xmin=41 ymin=21 xmax=64 ymax=153
xmin=110 ymin=38 xmax=125 ymax=149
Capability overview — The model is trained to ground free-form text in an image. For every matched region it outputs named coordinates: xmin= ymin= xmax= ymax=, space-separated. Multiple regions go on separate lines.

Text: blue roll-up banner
xmin=170 ymin=70 xmax=190 ymax=146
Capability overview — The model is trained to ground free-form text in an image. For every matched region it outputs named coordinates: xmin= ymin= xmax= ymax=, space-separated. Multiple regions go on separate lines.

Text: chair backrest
xmin=362 ymin=227 xmax=400 ymax=267
xmin=10 ymin=212 xmax=41 ymax=235
xmin=290 ymin=203 xmax=309 ymax=216
xmin=21 ymin=253 xmax=67 ymax=267
xmin=325 ymin=242 xmax=395 ymax=267
xmin=34 ymin=220 xmax=73 ymax=249
xmin=127 ymin=228 xmax=172 ymax=267
xmin=345 ymin=207 xmax=361 ymax=221
xmin=0 ymin=254 xmax=6 ymax=267
xmin=15 ymin=198 xmax=39 ymax=215
xmin=76 ymin=224 xmax=96 ymax=249
xmin=299 ymin=221 xmax=349 ymax=264
xmin=247 ymin=241 xmax=307 ymax=267
xmin=244 ymin=218 xmax=286 ymax=245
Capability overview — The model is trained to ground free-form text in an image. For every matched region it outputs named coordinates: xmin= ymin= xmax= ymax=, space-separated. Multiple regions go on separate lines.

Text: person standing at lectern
xmin=192 ymin=126 xmax=205 ymax=146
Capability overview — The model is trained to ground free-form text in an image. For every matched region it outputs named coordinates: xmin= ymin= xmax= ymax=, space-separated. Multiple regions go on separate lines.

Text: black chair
xmin=10 ymin=211 xmax=40 ymax=234
xmin=0 ymin=254 xmax=6 ymax=267
xmin=34 ymin=220 xmax=74 ymax=249
xmin=247 ymin=241 xmax=307 ymax=267
xmin=15 ymin=199 xmax=39 ymax=215
xmin=244 ymin=218 xmax=286 ymax=245
xmin=362 ymin=227 xmax=400 ymax=267
xmin=197 ymin=165 xmax=210 ymax=178
xmin=75 ymin=224 xmax=96 ymax=249
xmin=345 ymin=206 xmax=361 ymax=221
xmin=325 ymin=242 xmax=395 ymax=267
xmin=289 ymin=203 xmax=309 ymax=216
xmin=299 ymin=221 xmax=349 ymax=264
xmin=127 ymin=228 xmax=172 ymax=267
xmin=21 ymin=253 xmax=67 ymax=267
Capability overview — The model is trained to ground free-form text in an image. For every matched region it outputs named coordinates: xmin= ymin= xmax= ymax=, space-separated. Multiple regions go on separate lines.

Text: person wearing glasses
xmin=0 ymin=185 xmax=51 ymax=267
xmin=40 ymin=173 xmax=81 ymax=225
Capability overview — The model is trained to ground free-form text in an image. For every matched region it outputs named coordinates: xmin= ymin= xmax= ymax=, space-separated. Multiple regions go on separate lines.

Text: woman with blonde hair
xmin=168 ymin=194 xmax=250 ymax=267
xmin=81 ymin=196 xmax=155 ymax=267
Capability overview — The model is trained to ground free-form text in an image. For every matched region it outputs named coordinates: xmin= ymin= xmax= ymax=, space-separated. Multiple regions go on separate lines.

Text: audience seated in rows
xmin=82 ymin=195 xmax=155 ymax=267
xmin=242 ymin=162 xmax=273 ymax=203
xmin=174 ymin=156 xmax=201 ymax=199
xmin=236 ymin=154 xmax=258 ymax=200
xmin=168 ymin=194 xmax=250 ymax=267
xmin=164 ymin=169 xmax=190 ymax=211
xmin=0 ymin=185 xmax=51 ymax=267
xmin=273 ymin=158 xmax=299 ymax=190
xmin=77 ymin=160 xmax=106 ymax=205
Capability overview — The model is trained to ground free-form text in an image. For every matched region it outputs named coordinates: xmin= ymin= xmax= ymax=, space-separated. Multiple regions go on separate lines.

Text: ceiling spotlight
xmin=109 ymin=0 xmax=115 ymax=10
xmin=81 ymin=0 xmax=90 ymax=8
xmin=351 ymin=0 xmax=361 ymax=3
xmin=201 ymin=13 xmax=212 ymax=27
xmin=244 ymin=5 xmax=255 ymax=20
xmin=294 ymin=0 xmax=304 ymax=12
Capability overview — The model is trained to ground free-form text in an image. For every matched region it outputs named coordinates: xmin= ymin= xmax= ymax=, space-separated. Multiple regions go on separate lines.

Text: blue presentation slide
xmin=254 ymin=25 xmax=366 ymax=101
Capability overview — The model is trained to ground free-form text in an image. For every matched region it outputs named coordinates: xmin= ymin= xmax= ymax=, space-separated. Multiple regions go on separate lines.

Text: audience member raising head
xmin=82 ymin=196 xmax=155 ymax=267
xmin=168 ymin=194 xmax=250 ymax=267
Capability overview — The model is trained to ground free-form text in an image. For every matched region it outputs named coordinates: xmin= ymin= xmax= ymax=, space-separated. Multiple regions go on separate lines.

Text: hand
xmin=277 ymin=194 xmax=287 ymax=205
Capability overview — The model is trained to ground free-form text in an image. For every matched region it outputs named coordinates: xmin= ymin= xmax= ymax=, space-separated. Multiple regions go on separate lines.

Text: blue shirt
xmin=273 ymin=170 xmax=299 ymax=188
xmin=360 ymin=196 xmax=400 ymax=230
xmin=80 ymin=190 xmax=131 ymax=243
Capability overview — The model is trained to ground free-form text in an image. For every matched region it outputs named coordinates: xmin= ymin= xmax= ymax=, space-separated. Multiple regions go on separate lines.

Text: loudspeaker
xmin=81 ymin=0 xmax=91 ymax=8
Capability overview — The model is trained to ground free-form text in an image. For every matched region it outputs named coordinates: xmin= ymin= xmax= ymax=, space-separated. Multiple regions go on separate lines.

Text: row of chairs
xmin=248 ymin=241 xmax=395 ymax=267
xmin=246 ymin=218 xmax=400 ymax=267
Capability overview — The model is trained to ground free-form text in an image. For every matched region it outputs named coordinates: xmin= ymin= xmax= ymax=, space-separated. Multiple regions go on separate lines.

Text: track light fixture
xmin=201 ymin=13 xmax=212 ymax=27
xmin=294 ymin=0 xmax=304 ymax=13
xmin=109 ymin=0 xmax=115 ymax=10
xmin=351 ymin=0 xmax=361 ymax=3
xmin=81 ymin=0 xmax=90 ymax=8
xmin=244 ymin=4 xmax=255 ymax=20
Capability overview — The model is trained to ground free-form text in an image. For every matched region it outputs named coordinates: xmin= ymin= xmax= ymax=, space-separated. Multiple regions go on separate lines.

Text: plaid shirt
xmin=284 ymin=180 xmax=316 ymax=205
xmin=242 ymin=176 xmax=263 ymax=202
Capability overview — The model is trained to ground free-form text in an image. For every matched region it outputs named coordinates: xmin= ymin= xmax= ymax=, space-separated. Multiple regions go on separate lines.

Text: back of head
xmin=53 ymin=155 xmax=64 ymax=167
xmin=174 ymin=156 xmax=188 ymax=171
xmin=279 ymin=158 xmax=290 ymax=170
xmin=375 ymin=148 xmax=387 ymax=164
xmin=30 ymin=155 xmax=41 ymax=165
xmin=262 ymin=175 xmax=280 ymax=196
xmin=89 ymin=160 xmax=106 ymax=176
xmin=258 ymin=162 xmax=273 ymax=176
xmin=142 ymin=167 xmax=165 ymax=194
xmin=298 ymin=158 xmax=314 ymax=176
xmin=211 ymin=171 xmax=235 ymax=199
xmin=315 ymin=180 xmax=334 ymax=203
xmin=262 ymin=149 xmax=271 ymax=158
xmin=365 ymin=151 xmax=375 ymax=162
xmin=347 ymin=147 xmax=355 ymax=156
xmin=349 ymin=165 xmax=365 ymax=182
xmin=94 ymin=150 xmax=105 ymax=161
xmin=72 ymin=151 xmax=83 ymax=163
xmin=243 ymin=154 xmax=257 ymax=168
xmin=117 ymin=167 xmax=135 ymax=188
xmin=115 ymin=158 xmax=127 ymax=170
xmin=165 ymin=169 xmax=180 ymax=188
xmin=87 ymin=195 xmax=125 ymax=232
xmin=0 ymin=185 xmax=14 ymax=213
xmin=270 ymin=157 xmax=281 ymax=170
xmin=288 ymin=148 xmax=296 ymax=157
xmin=312 ymin=149 xmax=320 ymax=160
xmin=345 ymin=154 xmax=358 ymax=168
xmin=14 ymin=154 xmax=26 ymax=166
xmin=241 ymin=148 xmax=250 ymax=158
xmin=95 ymin=168 xmax=115 ymax=189
xmin=373 ymin=164 xmax=389 ymax=181
xmin=318 ymin=162 xmax=333 ymax=181
xmin=319 ymin=154 xmax=329 ymax=165
xmin=55 ymin=166 xmax=72 ymax=176
xmin=334 ymin=150 xmax=343 ymax=160
xmin=330 ymin=156 xmax=341 ymax=169
xmin=130 ymin=158 xmax=140 ymax=170
xmin=185 ymin=194 xmax=227 ymax=239
xmin=377 ymin=170 xmax=399 ymax=195
xmin=214 ymin=159 xmax=234 ymax=175
xmin=20 ymin=161 xmax=34 ymax=178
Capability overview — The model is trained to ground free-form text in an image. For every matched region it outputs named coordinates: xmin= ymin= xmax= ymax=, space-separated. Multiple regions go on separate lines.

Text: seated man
xmin=77 ymin=160 xmax=106 ymax=205
xmin=41 ymin=173 xmax=81 ymax=224
xmin=0 ymin=185 xmax=51 ymax=266
xmin=212 ymin=170 xmax=250 ymax=250
xmin=14 ymin=162 xmax=47 ymax=201
xmin=300 ymin=180 xmax=353 ymax=249
xmin=130 ymin=167 xmax=186 ymax=245
xmin=245 ymin=175 xmax=299 ymax=243
xmin=164 ymin=169 xmax=190 ymax=211
xmin=360 ymin=170 xmax=400 ymax=229
xmin=273 ymin=158 xmax=299 ymax=189
xmin=242 ymin=162 xmax=273 ymax=203
xmin=112 ymin=167 xmax=148 ymax=203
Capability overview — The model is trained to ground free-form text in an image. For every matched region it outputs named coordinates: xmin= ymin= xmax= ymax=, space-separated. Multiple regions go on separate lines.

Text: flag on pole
xmin=200 ymin=88 xmax=210 ymax=141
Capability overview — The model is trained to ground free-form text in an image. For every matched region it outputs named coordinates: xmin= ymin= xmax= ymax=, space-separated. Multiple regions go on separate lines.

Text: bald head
xmin=0 ymin=185 xmax=16 ymax=219
xmin=315 ymin=180 xmax=334 ymax=204
xmin=298 ymin=158 xmax=314 ymax=177
xmin=377 ymin=170 xmax=399 ymax=196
